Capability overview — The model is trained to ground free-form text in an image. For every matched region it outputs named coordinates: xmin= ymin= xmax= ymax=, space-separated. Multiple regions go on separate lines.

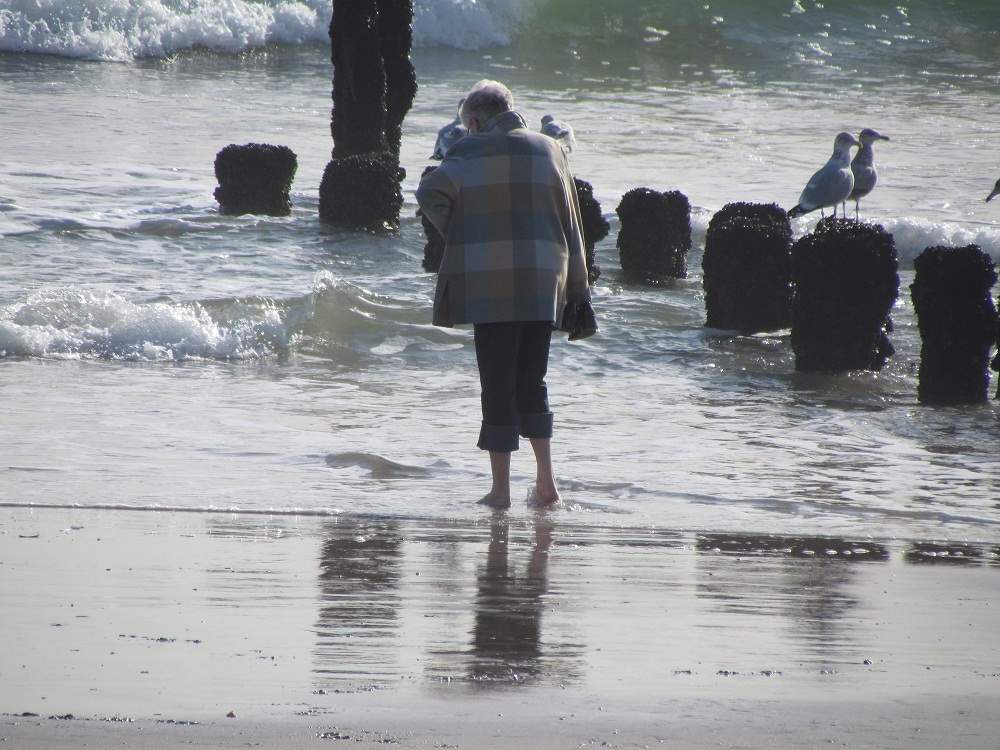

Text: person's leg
xmin=483 ymin=450 xmax=511 ymax=508
xmin=516 ymin=322 xmax=559 ymax=504
xmin=527 ymin=437 xmax=559 ymax=504
xmin=473 ymin=322 xmax=520 ymax=507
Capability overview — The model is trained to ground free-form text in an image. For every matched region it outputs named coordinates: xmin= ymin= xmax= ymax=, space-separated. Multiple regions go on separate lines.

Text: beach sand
xmin=2 ymin=506 xmax=998 ymax=749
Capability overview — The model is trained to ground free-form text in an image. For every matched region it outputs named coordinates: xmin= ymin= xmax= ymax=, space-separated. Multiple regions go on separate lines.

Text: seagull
xmin=849 ymin=128 xmax=890 ymax=218
xmin=540 ymin=114 xmax=576 ymax=154
xmin=788 ymin=131 xmax=860 ymax=219
xmin=431 ymin=98 xmax=468 ymax=161
xmin=986 ymin=178 xmax=1000 ymax=203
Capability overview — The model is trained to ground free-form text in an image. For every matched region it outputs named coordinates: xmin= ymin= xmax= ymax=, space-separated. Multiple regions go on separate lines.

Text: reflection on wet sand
xmin=695 ymin=533 xmax=891 ymax=666
xmin=303 ymin=518 xmax=997 ymax=692
xmin=313 ymin=520 xmax=402 ymax=687
xmin=468 ymin=512 xmax=550 ymax=686
xmin=420 ymin=512 xmax=584 ymax=690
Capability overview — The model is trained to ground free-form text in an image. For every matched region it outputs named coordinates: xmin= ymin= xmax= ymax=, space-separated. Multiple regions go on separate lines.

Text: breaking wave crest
xmin=0 ymin=0 xmax=536 ymax=61
xmin=0 ymin=286 xmax=295 ymax=361
xmin=0 ymin=272 xmax=462 ymax=363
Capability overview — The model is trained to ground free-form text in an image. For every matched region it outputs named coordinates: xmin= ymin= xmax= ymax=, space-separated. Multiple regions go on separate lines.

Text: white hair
xmin=459 ymin=80 xmax=514 ymax=128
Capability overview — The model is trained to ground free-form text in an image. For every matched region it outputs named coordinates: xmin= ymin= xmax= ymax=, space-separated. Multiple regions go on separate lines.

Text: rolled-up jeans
xmin=473 ymin=321 xmax=554 ymax=452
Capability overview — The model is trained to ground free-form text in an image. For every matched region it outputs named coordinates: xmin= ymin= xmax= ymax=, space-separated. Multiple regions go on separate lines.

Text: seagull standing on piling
xmin=788 ymin=132 xmax=860 ymax=219
xmin=540 ymin=114 xmax=576 ymax=154
xmin=849 ymin=128 xmax=890 ymax=219
xmin=986 ymin=178 xmax=1000 ymax=203
xmin=431 ymin=98 xmax=468 ymax=161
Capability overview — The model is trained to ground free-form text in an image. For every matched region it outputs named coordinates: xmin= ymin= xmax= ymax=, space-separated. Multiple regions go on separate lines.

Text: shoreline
xmin=4 ymin=501 xmax=1000 ymax=547
xmin=2 ymin=507 xmax=999 ymax=748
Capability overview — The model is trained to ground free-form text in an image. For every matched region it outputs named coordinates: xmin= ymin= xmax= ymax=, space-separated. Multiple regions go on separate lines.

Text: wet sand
xmin=2 ymin=506 xmax=998 ymax=748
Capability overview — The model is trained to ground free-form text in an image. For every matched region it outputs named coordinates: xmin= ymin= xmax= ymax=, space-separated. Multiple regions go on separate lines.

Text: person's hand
xmin=566 ymin=286 xmax=591 ymax=305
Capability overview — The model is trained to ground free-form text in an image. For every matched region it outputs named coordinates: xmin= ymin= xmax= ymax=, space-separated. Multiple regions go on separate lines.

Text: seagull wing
xmin=798 ymin=160 xmax=854 ymax=211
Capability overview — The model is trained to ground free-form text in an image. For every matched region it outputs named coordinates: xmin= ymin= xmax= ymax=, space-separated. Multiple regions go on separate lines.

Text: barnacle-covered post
xmin=702 ymin=202 xmax=792 ymax=332
xmin=910 ymin=245 xmax=999 ymax=404
xmin=213 ymin=143 xmax=297 ymax=216
xmin=574 ymin=178 xmax=609 ymax=285
xmin=319 ymin=0 xmax=416 ymax=230
xmin=791 ymin=218 xmax=898 ymax=371
xmin=615 ymin=187 xmax=690 ymax=283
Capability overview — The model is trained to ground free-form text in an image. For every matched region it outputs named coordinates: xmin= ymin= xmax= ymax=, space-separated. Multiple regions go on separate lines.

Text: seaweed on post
xmin=910 ymin=245 xmax=999 ymax=404
xmin=791 ymin=218 xmax=899 ymax=372
xmin=702 ymin=202 xmax=793 ymax=332
xmin=213 ymin=143 xmax=297 ymax=216
xmin=615 ymin=187 xmax=690 ymax=284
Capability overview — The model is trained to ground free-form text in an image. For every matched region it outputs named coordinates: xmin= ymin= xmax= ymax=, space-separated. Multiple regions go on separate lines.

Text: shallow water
xmin=1 ymin=1 xmax=1000 ymax=543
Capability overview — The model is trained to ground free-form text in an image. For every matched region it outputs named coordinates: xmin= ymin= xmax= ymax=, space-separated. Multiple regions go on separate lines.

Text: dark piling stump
xmin=791 ymin=218 xmax=899 ymax=372
xmin=320 ymin=152 xmax=404 ymax=231
xmin=376 ymin=0 xmax=417 ymax=156
xmin=323 ymin=0 xmax=414 ymax=229
xmin=329 ymin=0 xmax=387 ymax=158
xmin=213 ymin=143 xmax=297 ymax=216
xmin=995 ymin=316 xmax=1000 ymax=400
xmin=910 ymin=245 xmax=998 ymax=404
xmin=702 ymin=202 xmax=792 ymax=332
xmin=615 ymin=187 xmax=690 ymax=283
xmin=418 ymin=166 xmax=445 ymax=272
xmin=574 ymin=178 xmax=609 ymax=285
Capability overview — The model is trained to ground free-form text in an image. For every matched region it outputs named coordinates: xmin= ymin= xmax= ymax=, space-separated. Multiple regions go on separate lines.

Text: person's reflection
xmin=313 ymin=520 xmax=402 ymax=687
xmin=695 ymin=533 xmax=889 ymax=667
xmin=468 ymin=511 xmax=552 ymax=687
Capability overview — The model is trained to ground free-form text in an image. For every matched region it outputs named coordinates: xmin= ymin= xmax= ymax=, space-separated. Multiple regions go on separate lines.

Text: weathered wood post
xmin=702 ymin=202 xmax=792 ymax=332
xmin=213 ymin=143 xmax=297 ymax=216
xmin=910 ymin=244 xmax=999 ymax=404
xmin=574 ymin=178 xmax=609 ymax=285
xmin=791 ymin=218 xmax=898 ymax=371
xmin=615 ymin=187 xmax=690 ymax=283
xmin=319 ymin=0 xmax=416 ymax=230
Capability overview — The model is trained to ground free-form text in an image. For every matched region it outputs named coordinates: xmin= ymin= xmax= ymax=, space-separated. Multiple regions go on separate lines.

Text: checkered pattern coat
xmin=416 ymin=111 xmax=590 ymax=327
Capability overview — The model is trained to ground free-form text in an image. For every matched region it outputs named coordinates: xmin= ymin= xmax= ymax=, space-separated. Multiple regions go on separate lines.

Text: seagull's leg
xmin=854 ymin=200 xmax=859 ymax=221
xmin=820 ymin=208 xmax=825 ymax=218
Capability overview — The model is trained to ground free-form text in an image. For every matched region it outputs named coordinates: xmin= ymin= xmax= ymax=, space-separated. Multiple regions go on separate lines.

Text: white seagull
xmin=849 ymin=128 xmax=890 ymax=218
xmin=788 ymin=131 xmax=861 ymax=219
xmin=540 ymin=114 xmax=576 ymax=154
xmin=431 ymin=98 xmax=468 ymax=161
xmin=986 ymin=178 xmax=1000 ymax=203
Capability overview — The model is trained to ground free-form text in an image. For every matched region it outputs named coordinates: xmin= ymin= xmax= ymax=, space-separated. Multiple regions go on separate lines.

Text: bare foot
xmin=478 ymin=490 xmax=511 ymax=508
xmin=526 ymin=484 xmax=561 ymax=507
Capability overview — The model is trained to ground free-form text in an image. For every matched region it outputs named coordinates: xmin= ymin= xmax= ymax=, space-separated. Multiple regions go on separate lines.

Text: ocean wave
xmin=0 ymin=0 xmax=534 ymax=61
xmin=1 ymin=0 xmax=996 ymax=63
xmin=0 ymin=0 xmax=330 ymax=61
xmin=0 ymin=286 xmax=294 ymax=361
xmin=0 ymin=274 xmax=458 ymax=363
xmin=786 ymin=215 xmax=1000 ymax=267
xmin=674 ymin=209 xmax=1000 ymax=268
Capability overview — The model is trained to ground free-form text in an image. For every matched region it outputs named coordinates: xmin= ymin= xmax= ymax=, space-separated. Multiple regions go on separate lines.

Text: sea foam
xmin=0 ymin=0 xmax=533 ymax=61
xmin=0 ymin=287 xmax=293 ymax=360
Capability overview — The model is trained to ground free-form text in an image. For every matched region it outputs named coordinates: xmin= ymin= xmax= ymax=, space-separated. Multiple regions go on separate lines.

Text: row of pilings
xmin=699 ymin=203 xmax=999 ymax=404
xmin=418 ymin=175 xmax=1000 ymax=405
xmin=212 ymin=147 xmax=1000 ymax=404
xmin=207 ymin=0 xmax=999 ymax=404
xmin=213 ymin=0 xmax=417 ymax=230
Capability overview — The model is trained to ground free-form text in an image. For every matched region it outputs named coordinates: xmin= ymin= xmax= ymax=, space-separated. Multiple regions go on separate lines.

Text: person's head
xmin=459 ymin=80 xmax=514 ymax=133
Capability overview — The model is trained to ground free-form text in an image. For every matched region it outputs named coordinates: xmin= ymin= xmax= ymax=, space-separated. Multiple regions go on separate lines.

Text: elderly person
xmin=416 ymin=80 xmax=590 ymax=508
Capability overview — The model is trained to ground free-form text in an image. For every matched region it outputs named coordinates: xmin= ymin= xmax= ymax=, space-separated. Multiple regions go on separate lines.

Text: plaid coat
xmin=416 ymin=111 xmax=590 ymax=327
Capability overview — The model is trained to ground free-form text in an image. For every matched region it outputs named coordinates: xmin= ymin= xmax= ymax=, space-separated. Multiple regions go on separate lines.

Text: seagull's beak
xmin=879 ymin=134 xmax=891 ymax=141
xmin=987 ymin=190 xmax=999 ymax=203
